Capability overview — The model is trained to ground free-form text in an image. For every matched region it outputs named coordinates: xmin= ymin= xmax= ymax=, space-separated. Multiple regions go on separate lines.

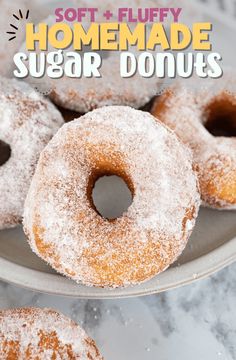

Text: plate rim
xmin=0 ymin=235 xmax=235 ymax=298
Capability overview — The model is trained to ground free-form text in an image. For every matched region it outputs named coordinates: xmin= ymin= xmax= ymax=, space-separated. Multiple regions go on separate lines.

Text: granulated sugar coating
xmin=23 ymin=15 xmax=161 ymax=113
xmin=48 ymin=51 xmax=160 ymax=113
xmin=152 ymin=70 xmax=236 ymax=210
xmin=22 ymin=0 xmax=202 ymax=113
xmin=23 ymin=106 xmax=200 ymax=288
xmin=0 ymin=307 xmax=103 ymax=359
xmin=0 ymin=76 xmax=64 ymax=229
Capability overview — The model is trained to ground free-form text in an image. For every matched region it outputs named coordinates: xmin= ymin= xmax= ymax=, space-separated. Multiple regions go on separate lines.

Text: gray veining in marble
xmin=1 ymin=262 xmax=236 ymax=359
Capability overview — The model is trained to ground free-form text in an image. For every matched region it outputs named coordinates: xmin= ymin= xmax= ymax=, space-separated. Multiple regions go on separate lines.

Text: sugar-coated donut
xmin=24 ymin=106 xmax=200 ymax=288
xmin=21 ymin=15 xmax=161 ymax=113
xmin=21 ymin=1 xmax=201 ymax=112
xmin=151 ymin=73 xmax=236 ymax=210
xmin=0 ymin=76 xmax=64 ymax=229
xmin=48 ymin=52 xmax=160 ymax=113
xmin=0 ymin=307 xmax=103 ymax=359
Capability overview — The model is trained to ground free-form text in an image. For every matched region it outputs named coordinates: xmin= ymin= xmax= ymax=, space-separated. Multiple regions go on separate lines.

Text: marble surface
xmin=0 ymin=263 xmax=236 ymax=359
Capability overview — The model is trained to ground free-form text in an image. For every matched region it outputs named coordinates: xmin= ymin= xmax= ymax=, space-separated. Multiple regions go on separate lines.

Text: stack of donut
xmin=0 ymin=3 xmax=235 ymax=357
xmin=0 ymin=2 xmax=234 ymax=293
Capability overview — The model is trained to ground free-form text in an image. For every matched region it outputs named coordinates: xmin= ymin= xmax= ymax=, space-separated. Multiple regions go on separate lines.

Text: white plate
xmin=0 ymin=207 xmax=236 ymax=298
xmin=0 ymin=1 xmax=235 ymax=298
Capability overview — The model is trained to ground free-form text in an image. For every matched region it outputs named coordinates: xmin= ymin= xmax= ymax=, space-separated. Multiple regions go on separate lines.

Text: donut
xmin=23 ymin=106 xmax=200 ymax=288
xmin=19 ymin=11 xmax=161 ymax=113
xmin=0 ymin=307 xmax=103 ymax=359
xmin=33 ymin=51 xmax=159 ymax=114
xmin=0 ymin=76 xmax=63 ymax=229
xmin=48 ymin=52 xmax=161 ymax=113
xmin=20 ymin=1 xmax=201 ymax=112
xmin=151 ymin=73 xmax=236 ymax=209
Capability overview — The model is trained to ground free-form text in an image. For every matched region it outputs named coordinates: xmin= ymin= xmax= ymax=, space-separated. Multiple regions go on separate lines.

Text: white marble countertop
xmin=0 ymin=262 xmax=235 ymax=360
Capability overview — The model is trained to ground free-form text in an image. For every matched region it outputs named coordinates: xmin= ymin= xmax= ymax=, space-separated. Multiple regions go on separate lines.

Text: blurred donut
xmin=152 ymin=72 xmax=236 ymax=209
xmin=0 ymin=307 xmax=103 ymax=359
xmin=0 ymin=76 xmax=63 ymax=229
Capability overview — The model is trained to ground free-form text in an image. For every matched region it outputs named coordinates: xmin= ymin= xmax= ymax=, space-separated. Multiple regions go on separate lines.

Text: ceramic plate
xmin=0 ymin=205 xmax=235 ymax=298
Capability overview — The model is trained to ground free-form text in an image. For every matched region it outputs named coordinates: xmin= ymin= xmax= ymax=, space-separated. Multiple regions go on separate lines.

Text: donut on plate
xmin=21 ymin=0 xmax=201 ymax=112
xmin=0 ymin=307 xmax=103 ymax=359
xmin=0 ymin=76 xmax=63 ymax=229
xmin=151 ymin=73 xmax=236 ymax=210
xmin=20 ymin=13 xmax=161 ymax=113
xmin=23 ymin=106 xmax=200 ymax=288
xmin=47 ymin=50 xmax=160 ymax=113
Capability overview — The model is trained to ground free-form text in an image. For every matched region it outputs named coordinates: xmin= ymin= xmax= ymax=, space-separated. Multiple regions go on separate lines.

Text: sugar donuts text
xmin=13 ymin=22 xmax=223 ymax=79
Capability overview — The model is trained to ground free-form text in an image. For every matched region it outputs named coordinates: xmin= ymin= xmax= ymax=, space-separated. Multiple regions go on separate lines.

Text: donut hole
xmin=91 ymin=174 xmax=133 ymax=220
xmin=204 ymin=96 xmax=236 ymax=137
xmin=0 ymin=140 xmax=11 ymax=166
